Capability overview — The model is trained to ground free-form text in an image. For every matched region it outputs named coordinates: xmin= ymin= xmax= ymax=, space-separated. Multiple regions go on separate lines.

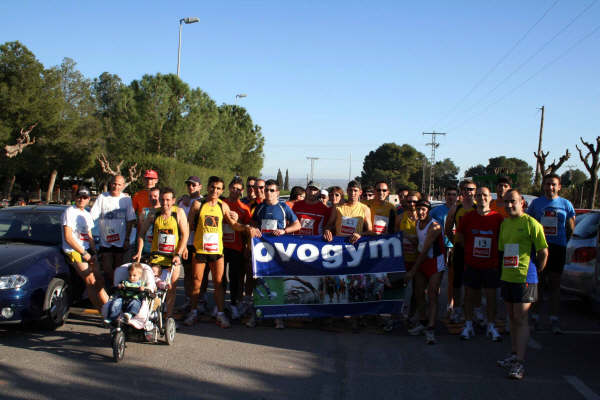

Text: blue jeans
xmin=107 ymin=298 xmax=142 ymax=320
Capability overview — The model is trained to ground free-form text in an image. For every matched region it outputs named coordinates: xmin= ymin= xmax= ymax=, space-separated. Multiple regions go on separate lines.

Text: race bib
xmin=473 ymin=236 xmax=492 ymax=258
xmin=223 ymin=224 xmax=235 ymax=243
xmin=373 ymin=215 xmax=389 ymax=234
xmin=79 ymin=232 xmax=90 ymax=241
xmin=299 ymin=218 xmax=315 ymax=235
xmin=203 ymin=232 xmax=219 ymax=253
xmin=341 ymin=217 xmax=359 ymax=235
xmin=105 ymin=233 xmax=120 ymax=243
xmin=158 ymin=229 xmax=176 ymax=254
xmin=261 ymin=219 xmax=278 ymax=233
xmin=541 ymin=210 xmax=557 ymax=236
xmin=503 ymin=243 xmax=519 ymax=268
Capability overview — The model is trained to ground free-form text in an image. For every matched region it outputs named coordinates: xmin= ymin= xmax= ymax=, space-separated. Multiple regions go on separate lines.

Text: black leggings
xmin=225 ymin=248 xmax=245 ymax=305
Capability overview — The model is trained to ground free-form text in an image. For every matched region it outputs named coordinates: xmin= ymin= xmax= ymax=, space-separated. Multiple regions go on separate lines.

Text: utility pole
xmin=306 ymin=157 xmax=319 ymax=183
xmin=534 ymin=105 xmax=545 ymax=185
xmin=423 ymin=131 xmax=447 ymax=199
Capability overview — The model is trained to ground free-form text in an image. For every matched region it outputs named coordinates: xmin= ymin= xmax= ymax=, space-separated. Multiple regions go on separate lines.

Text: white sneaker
xmin=408 ymin=323 xmax=426 ymax=336
xmin=275 ymin=318 xmax=285 ymax=329
xmin=216 ymin=313 xmax=231 ymax=328
xmin=486 ymin=323 xmax=502 ymax=342
xmin=184 ymin=310 xmax=198 ymax=326
xmin=425 ymin=329 xmax=436 ymax=344
xmin=460 ymin=324 xmax=475 ymax=340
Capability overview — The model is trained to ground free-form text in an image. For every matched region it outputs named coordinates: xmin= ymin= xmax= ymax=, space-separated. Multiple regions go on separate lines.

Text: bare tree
xmin=576 ymin=137 xmax=600 ymax=209
xmin=533 ymin=149 xmax=571 ymax=178
xmin=4 ymin=123 xmax=38 ymax=158
xmin=96 ymin=153 xmax=140 ymax=190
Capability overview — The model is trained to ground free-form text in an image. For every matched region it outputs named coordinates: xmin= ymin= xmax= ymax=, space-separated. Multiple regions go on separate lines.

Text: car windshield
xmin=573 ymin=212 xmax=600 ymax=239
xmin=0 ymin=209 xmax=62 ymax=245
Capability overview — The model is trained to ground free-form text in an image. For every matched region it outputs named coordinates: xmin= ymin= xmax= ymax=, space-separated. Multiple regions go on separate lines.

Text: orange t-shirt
xmin=132 ymin=190 xmax=151 ymax=215
xmin=490 ymin=199 xmax=509 ymax=218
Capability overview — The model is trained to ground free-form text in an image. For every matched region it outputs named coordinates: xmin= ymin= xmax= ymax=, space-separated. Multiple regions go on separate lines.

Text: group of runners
xmin=60 ymin=170 xmax=575 ymax=381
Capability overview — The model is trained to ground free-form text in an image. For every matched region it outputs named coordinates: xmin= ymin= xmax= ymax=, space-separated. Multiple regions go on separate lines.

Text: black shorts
xmin=544 ymin=243 xmax=567 ymax=274
xmin=195 ymin=253 xmax=223 ymax=263
xmin=99 ymin=246 xmax=125 ymax=254
xmin=224 ymin=248 xmax=244 ymax=270
xmin=464 ymin=266 xmax=500 ymax=289
xmin=452 ymin=245 xmax=465 ymax=289
xmin=501 ymin=281 xmax=538 ymax=303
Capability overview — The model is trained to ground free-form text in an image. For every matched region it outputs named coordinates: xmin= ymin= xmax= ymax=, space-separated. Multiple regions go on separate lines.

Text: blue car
xmin=0 ymin=205 xmax=84 ymax=329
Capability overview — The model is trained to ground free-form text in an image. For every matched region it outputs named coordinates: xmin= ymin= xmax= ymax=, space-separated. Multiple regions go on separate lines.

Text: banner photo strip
xmin=252 ymin=233 xmax=407 ymax=318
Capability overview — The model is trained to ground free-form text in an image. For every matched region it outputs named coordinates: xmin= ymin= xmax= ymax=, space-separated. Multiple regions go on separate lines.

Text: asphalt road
xmin=1 ymin=282 xmax=599 ymax=400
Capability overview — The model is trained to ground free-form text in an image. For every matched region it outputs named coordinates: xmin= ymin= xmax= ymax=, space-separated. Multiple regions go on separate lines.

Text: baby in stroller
xmin=104 ymin=263 xmax=147 ymax=324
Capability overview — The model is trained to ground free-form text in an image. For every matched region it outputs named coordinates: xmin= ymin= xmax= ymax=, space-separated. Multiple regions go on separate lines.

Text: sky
xmin=1 ymin=1 xmax=599 ymax=184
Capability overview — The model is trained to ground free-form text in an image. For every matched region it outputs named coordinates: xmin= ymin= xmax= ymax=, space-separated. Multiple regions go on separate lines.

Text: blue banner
xmin=251 ymin=233 xmax=407 ymax=318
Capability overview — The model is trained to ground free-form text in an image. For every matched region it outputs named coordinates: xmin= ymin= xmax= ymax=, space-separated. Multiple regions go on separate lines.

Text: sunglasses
xmin=266 ymin=188 xmax=277 ymax=193
xmin=77 ymin=196 xmax=90 ymax=200
xmin=254 ymin=186 xmax=265 ymax=190
xmin=406 ymin=200 xmax=418 ymax=204
xmin=376 ymin=189 xmax=388 ymax=192
xmin=464 ymin=187 xmax=476 ymax=192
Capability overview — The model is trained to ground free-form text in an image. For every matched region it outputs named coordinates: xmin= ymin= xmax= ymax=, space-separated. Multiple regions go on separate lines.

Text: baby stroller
xmin=101 ymin=263 xmax=176 ymax=362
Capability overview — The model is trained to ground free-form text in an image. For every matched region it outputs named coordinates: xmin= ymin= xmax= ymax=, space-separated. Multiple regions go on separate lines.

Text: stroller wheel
xmin=165 ymin=317 xmax=176 ymax=345
xmin=112 ymin=331 xmax=125 ymax=362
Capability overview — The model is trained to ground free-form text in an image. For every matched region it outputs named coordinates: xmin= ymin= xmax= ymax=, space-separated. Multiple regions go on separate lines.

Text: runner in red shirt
xmin=456 ymin=186 xmax=504 ymax=341
xmin=223 ymin=177 xmax=252 ymax=320
xmin=292 ymin=182 xmax=332 ymax=235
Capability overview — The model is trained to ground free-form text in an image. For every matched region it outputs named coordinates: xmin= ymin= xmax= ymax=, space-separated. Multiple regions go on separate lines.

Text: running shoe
xmin=486 ymin=323 xmax=502 ymax=342
xmin=497 ymin=353 xmax=517 ymax=369
xmin=507 ymin=360 xmax=525 ymax=380
xmin=550 ymin=318 xmax=563 ymax=334
xmin=275 ymin=318 xmax=285 ymax=329
xmin=216 ymin=313 xmax=231 ymax=328
xmin=229 ymin=304 xmax=240 ymax=320
xmin=197 ymin=301 xmax=208 ymax=315
xmin=408 ymin=323 xmax=426 ymax=336
xmin=245 ymin=312 xmax=256 ymax=328
xmin=460 ymin=325 xmax=475 ymax=340
xmin=184 ymin=309 xmax=198 ymax=326
xmin=123 ymin=313 xmax=132 ymax=322
xmin=425 ymin=329 xmax=436 ymax=344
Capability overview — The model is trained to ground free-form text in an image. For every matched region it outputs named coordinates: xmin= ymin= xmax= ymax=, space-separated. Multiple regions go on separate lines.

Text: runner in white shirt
xmin=90 ymin=175 xmax=136 ymax=282
xmin=62 ymin=187 xmax=108 ymax=309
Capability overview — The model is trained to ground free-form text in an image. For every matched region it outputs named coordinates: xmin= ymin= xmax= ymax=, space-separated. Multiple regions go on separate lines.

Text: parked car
xmin=0 ymin=205 xmax=84 ymax=329
xmin=561 ymin=212 xmax=600 ymax=304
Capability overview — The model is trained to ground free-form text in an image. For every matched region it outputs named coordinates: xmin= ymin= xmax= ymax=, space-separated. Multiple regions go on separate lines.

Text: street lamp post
xmin=235 ymin=93 xmax=247 ymax=105
xmin=177 ymin=17 xmax=200 ymax=77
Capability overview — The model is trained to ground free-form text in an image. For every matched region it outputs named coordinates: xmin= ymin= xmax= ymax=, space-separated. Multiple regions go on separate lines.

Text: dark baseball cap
xmin=306 ymin=181 xmax=320 ymax=190
xmin=76 ymin=186 xmax=91 ymax=197
xmin=185 ymin=176 xmax=201 ymax=184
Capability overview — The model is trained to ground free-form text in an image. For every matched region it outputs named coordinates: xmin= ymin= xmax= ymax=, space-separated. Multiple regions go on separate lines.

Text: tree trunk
xmin=6 ymin=175 xmax=16 ymax=200
xmin=592 ymin=177 xmax=598 ymax=209
xmin=46 ymin=170 xmax=58 ymax=203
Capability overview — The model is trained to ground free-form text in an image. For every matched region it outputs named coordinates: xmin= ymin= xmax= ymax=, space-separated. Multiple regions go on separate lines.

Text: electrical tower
xmin=306 ymin=157 xmax=319 ymax=184
xmin=423 ymin=131 xmax=447 ymax=199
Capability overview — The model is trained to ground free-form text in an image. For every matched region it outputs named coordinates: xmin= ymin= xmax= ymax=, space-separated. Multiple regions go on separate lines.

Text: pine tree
xmin=276 ymin=168 xmax=283 ymax=188
xmin=284 ymin=169 xmax=289 ymax=191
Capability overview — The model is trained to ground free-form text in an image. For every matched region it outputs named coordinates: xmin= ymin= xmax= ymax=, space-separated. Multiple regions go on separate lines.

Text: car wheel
xmin=42 ymin=278 xmax=70 ymax=330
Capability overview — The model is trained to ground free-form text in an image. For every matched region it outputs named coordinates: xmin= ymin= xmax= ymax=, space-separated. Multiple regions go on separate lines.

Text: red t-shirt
xmin=223 ymin=198 xmax=251 ymax=252
xmin=457 ymin=209 xmax=504 ymax=269
xmin=132 ymin=190 xmax=151 ymax=215
xmin=292 ymin=200 xmax=332 ymax=235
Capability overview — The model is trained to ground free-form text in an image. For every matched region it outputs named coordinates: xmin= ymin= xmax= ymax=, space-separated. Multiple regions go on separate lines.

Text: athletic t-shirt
xmin=490 ymin=199 xmax=509 ymax=218
xmin=457 ymin=209 xmax=504 ymax=269
xmin=132 ymin=189 xmax=152 ymax=215
xmin=366 ymin=200 xmax=396 ymax=234
xmin=526 ymin=196 xmax=575 ymax=247
xmin=223 ymin=198 xmax=251 ymax=252
xmin=498 ymin=214 xmax=548 ymax=283
xmin=61 ymin=206 xmax=94 ymax=253
xmin=252 ymin=202 xmax=298 ymax=233
xmin=430 ymin=204 xmax=453 ymax=248
xmin=194 ymin=200 xmax=224 ymax=255
xmin=90 ymin=192 xmax=136 ymax=248
xmin=398 ymin=212 xmax=418 ymax=264
xmin=292 ymin=200 xmax=331 ymax=235
xmin=334 ymin=202 xmax=369 ymax=237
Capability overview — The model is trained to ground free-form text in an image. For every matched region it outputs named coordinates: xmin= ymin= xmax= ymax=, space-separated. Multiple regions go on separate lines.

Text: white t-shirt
xmin=90 ymin=192 xmax=136 ymax=248
xmin=61 ymin=206 xmax=94 ymax=254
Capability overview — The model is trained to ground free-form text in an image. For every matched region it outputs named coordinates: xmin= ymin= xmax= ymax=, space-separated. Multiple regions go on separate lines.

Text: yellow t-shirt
xmin=150 ymin=206 xmax=179 ymax=267
xmin=194 ymin=200 xmax=224 ymax=255
xmin=335 ymin=202 xmax=369 ymax=236
xmin=366 ymin=199 xmax=396 ymax=234
xmin=398 ymin=212 xmax=418 ymax=263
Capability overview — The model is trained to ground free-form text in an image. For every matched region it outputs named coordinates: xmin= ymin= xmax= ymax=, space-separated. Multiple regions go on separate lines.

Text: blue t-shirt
xmin=252 ymin=202 xmax=298 ymax=233
xmin=526 ymin=196 xmax=575 ymax=247
xmin=430 ymin=204 xmax=453 ymax=248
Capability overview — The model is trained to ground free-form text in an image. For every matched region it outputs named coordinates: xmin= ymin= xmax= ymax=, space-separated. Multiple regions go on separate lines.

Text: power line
xmin=448 ymin=21 xmax=600 ymax=131
xmin=423 ymin=132 xmax=447 ymax=198
xmin=444 ymin=0 xmax=598 ymax=130
xmin=432 ymin=0 xmax=560 ymax=129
